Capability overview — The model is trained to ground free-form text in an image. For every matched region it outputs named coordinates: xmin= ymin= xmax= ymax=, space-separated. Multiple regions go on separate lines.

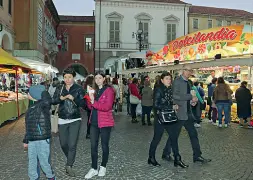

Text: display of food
xmin=0 ymin=91 xmax=27 ymax=103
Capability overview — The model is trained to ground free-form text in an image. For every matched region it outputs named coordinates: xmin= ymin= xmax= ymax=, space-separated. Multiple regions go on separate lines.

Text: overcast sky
xmin=53 ymin=0 xmax=253 ymax=16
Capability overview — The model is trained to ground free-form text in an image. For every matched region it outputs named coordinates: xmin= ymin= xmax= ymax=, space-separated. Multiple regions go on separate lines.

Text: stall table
xmin=0 ymin=98 xmax=29 ymax=125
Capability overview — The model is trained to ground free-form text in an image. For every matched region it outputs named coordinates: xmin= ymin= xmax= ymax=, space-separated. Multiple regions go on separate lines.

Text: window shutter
xmin=172 ymin=24 xmax=176 ymax=40
xmin=167 ymin=24 xmax=172 ymax=42
xmin=115 ymin=32 xmax=120 ymax=42
xmin=115 ymin=21 xmax=120 ymax=30
xmin=110 ymin=21 xmax=114 ymax=31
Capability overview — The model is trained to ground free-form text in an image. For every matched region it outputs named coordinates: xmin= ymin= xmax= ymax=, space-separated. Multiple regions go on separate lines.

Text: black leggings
xmin=131 ymin=104 xmax=138 ymax=118
xmin=90 ymin=125 xmax=112 ymax=169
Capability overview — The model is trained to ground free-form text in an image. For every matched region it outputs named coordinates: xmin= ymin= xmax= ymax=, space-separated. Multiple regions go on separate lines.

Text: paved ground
xmin=1 ymin=110 xmax=253 ymax=180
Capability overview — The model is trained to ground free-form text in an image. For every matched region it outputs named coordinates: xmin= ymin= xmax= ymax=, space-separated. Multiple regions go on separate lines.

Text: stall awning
xmin=122 ymin=55 xmax=253 ymax=75
xmin=16 ymin=57 xmax=59 ymax=73
xmin=0 ymin=48 xmax=31 ymax=69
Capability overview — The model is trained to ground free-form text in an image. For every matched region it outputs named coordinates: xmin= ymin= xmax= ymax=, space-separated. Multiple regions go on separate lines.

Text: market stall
xmin=121 ymin=25 xmax=253 ymax=123
xmin=0 ymin=48 xmax=34 ymax=125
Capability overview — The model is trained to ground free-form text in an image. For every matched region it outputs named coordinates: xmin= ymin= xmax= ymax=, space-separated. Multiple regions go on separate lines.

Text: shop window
xmin=85 ymin=37 xmax=92 ymax=51
xmin=193 ymin=19 xmax=199 ymax=29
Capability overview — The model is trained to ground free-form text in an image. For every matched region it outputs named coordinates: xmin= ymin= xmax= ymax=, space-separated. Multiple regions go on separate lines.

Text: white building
xmin=94 ymin=0 xmax=190 ymax=72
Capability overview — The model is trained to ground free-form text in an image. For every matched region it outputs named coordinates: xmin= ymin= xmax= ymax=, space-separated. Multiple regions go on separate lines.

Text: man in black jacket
xmin=23 ymin=85 xmax=55 ymax=180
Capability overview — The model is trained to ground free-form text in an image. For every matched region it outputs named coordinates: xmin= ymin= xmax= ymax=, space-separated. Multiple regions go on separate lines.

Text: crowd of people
xmin=22 ymin=65 xmax=253 ymax=179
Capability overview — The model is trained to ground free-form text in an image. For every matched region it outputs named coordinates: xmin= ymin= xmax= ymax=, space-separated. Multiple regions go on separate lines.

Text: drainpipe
xmin=184 ymin=4 xmax=186 ymax=35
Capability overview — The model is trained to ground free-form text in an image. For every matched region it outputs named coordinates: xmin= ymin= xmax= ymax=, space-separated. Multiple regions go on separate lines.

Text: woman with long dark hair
xmin=83 ymin=75 xmax=94 ymax=139
xmin=148 ymin=72 xmax=188 ymax=168
xmin=53 ymin=68 xmax=86 ymax=177
xmin=85 ymin=71 xmax=115 ymax=179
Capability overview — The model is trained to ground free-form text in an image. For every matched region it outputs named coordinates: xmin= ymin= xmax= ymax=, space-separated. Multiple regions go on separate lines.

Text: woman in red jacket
xmin=84 ymin=71 xmax=115 ymax=179
xmin=128 ymin=78 xmax=142 ymax=123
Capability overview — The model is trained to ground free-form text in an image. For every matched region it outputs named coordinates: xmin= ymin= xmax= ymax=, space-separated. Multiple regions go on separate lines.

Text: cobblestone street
xmin=1 ymin=111 xmax=253 ymax=180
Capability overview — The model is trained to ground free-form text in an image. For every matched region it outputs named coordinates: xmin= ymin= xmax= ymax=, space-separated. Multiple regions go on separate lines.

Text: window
xmin=246 ymin=22 xmax=251 ymax=25
xmin=109 ymin=21 xmax=120 ymax=42
xmin=236 ymin=21 xmax=240 ymax=25
xmin=85 ymin=37 xmax=92 ymax=51
xmin=62 ymin=35 xmax=68 ymax=51
xmin=8 ymin=0 xmax=12 ymax=15
xmin=0 ymin=0 xmax=3 ymax=7
xmin=227 ymin=21 xmax=231 ymax=26
xmin=208 ymin=20 xmax=213 ymax=29
xmin=167 ymin=24 xmax=176 ymax=43
xmin=138 ymin=21 xmax=149 ymax=43
xmin=216 ymin=19 xmax=222 ymax=27
xmin=193 ymin=19 xmax=199 ymax=29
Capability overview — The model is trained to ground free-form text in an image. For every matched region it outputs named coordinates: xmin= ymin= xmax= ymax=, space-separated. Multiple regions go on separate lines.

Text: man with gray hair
xmin=172 ymin=65 xmax=211 ymax=164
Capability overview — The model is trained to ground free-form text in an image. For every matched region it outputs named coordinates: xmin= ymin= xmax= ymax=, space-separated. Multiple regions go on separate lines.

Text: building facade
xmin=188 ymin=6 xmax=253 ymax=33
xmin=56 ymin=16 xmax=95 ymax=75
xmin=95 ymin=0 xmax=190 ymax=71
xmin=0 ymin=0 xmax=14 ymax=52
xmin=13 ymin=0 xmax=59 ymax=63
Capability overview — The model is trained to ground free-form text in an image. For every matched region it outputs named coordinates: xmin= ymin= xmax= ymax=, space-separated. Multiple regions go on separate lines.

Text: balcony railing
xmin=136 ymin=42 xmax=150 ymax=50
xmin=107 ymin=42 xmax=121 ymax=49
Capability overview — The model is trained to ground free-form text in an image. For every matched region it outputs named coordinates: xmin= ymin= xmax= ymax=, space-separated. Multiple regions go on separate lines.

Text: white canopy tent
xmin=16 ymin=57 xmax=59 ymax=74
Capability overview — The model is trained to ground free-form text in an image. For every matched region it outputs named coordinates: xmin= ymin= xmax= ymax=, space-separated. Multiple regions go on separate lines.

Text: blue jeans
xmin=28 ymin=139 xmax=55 ymax=180
xmin=216 ymin=103 xmax=230 ymax=125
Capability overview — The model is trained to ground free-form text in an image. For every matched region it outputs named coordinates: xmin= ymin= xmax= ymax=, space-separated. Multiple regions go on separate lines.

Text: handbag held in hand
xmin=158 ymin=109 xmax=178 ymax=123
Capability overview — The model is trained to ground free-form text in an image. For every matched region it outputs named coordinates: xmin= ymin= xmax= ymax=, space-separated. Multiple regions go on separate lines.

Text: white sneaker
xmin=218 ymin=124 xmax=222 ymax=128
xmin=194 ymin=123 xmax=201 ymax=128
xmin=85 ymin=168 xmax=98 ymax=179
xmin=208 ymin=120 xmax=212 ymax=123
xmin=98 ymin=166 xmax=106 ymax=177
xmin=224 ymin=124 xmax=228 ymax=128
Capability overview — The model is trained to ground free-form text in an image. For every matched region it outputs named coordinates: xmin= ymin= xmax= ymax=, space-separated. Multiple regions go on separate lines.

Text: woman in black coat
xmin=235 ymin=81 xmax=252 ymax=128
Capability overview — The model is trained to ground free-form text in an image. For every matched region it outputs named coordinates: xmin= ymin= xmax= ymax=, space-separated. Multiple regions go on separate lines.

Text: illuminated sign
xmin=153 ymin=25 xmax=253 ymax=63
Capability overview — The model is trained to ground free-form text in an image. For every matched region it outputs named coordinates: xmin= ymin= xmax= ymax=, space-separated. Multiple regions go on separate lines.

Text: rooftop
xmin=97 ymin=0 xmax=188 ymax=4
xmin=189 ymin=6 xmax=253 ymax=19
xmin=59 ymin=16 xmax=95 ymax=22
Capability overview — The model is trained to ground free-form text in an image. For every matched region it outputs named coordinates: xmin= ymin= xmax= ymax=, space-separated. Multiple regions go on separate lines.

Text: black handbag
xmin=158 ymin=109 xmax=178 ymax=123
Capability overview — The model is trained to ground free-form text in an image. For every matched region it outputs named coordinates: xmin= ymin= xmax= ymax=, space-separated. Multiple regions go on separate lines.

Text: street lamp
xmin=132 ymin=21 xmax=148 ymax=52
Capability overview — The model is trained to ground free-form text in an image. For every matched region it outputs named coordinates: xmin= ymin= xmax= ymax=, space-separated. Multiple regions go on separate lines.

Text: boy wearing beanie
xmin=23 ymin=85 xmax=56 ymax=180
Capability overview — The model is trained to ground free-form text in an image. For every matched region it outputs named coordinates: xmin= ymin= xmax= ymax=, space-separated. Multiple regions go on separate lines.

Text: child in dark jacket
xmin=23 ymin=85 xmax=55 ymax=180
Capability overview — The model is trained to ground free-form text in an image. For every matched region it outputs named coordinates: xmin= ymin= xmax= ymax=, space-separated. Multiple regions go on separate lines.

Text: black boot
xmin=193 ymin=156 xmax=212 ymax=163
xmin=142 ymin=120 xmax=146 ymax=125
xmin=148 ymin=157 xmax=161 ymax=167
xmin=132 ymin=118 xmax=138 ymax=123
xmin=162 ymin=154 xmax=173 ymax=162
xmin=174 ymin=155 xmax=188 ymax=168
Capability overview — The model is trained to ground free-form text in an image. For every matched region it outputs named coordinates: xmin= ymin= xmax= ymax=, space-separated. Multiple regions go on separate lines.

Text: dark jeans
xmin=87 ymin=110 xmax=91 ymax=135
xmin=90 ymin=125 xmax=112 ymax=169
xmin=207 ymin=97 xmax=212 ymax=120
xmin=149 ymin=118 xmax=181 ymax=159
xmin=126 ymin=96 xmax=131 ymax=115
xmin=58 ymin=120 xmax=81 ymax=166
xmin=142 ymin=106 xmax=152 ymax=123
xmin=164 ymin=116 xmax=202 ymax=159
xmin=212 ymin=108 xmax=217 ymax=123
xmin=131 ymin=104 xmax=138 ymax=119
xmin=192 ymin=105 xmax=201 ymax=124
